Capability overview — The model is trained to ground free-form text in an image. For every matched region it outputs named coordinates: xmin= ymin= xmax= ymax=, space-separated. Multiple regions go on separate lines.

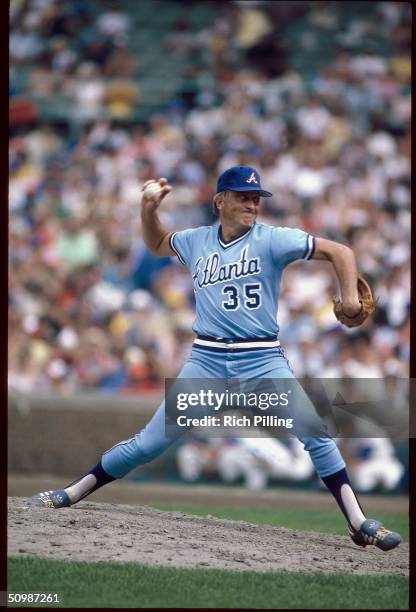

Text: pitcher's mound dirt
xmin=8 ymin=497 xmax=408 ymax=576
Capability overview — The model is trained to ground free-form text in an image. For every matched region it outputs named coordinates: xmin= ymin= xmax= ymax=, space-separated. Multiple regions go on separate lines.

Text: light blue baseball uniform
xmin=170 ymin=222 xmax=315 ymax=338
xmin=102 ymin=222 xmax=345 ymax=479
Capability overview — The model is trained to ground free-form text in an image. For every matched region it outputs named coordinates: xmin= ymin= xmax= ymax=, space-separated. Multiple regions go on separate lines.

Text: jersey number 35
xmin=222 ymin=283 xmax=261 ymax=311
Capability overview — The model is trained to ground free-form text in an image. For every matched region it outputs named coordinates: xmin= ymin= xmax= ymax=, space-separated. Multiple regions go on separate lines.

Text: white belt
xmin=193 ymin=338 xmax=281 ymax=350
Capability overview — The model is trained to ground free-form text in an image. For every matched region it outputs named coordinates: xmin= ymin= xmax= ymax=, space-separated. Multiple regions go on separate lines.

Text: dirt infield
xmin=8 ymin=474 xmax=409 ymax=512
xmin=8 ymin=497 xmax=408 ymax=576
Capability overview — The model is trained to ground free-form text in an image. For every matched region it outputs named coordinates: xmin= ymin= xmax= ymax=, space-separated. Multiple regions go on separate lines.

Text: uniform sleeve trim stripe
xmin=168 ymin=232 xmax=176 ymax=251
xmin=304 ymin=235 xmax=315 ymax=260
xmin=170 ymin=232 xmax=186 ymax=265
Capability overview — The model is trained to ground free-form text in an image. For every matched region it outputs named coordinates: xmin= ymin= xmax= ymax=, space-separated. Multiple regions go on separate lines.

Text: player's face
xmin=220 ymin=191 xmax=261 ymax=230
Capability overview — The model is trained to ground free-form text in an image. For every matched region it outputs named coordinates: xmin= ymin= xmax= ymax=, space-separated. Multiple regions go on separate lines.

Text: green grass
xmin=153 ymin=504 xmax=409 ymax=542
xmin=8 ymin=556 xmax=408 ymax=609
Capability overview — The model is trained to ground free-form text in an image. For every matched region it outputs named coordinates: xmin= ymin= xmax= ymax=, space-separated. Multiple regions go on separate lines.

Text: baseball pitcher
xmin=30 ymin=166 xmax=399 ymax=551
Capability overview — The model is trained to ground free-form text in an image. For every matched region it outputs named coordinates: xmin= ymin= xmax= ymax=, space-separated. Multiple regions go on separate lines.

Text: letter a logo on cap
xmin=246 ymin=171 xmax=258 ymax=184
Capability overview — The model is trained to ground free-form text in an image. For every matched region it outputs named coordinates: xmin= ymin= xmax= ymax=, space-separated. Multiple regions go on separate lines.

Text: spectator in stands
xmin=337 ymin=437 xmax=404 ymax=493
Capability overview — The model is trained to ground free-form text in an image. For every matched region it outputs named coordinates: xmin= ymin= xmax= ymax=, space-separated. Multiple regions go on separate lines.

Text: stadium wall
xmin=8 ymin=392 xmax=161 ymax=476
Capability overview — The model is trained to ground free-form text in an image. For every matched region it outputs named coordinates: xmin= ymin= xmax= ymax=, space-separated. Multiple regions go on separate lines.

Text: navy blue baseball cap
xmin=216 ymin=166 xmax=272 ymax=197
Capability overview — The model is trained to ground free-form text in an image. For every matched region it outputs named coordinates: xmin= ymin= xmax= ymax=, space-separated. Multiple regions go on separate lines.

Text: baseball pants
xmin=101 ymin=345 xmax=345 ymax=479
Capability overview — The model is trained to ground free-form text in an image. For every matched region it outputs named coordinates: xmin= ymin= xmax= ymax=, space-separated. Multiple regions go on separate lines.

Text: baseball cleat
xmin=27 ymin=489 xmax=71 ymax=509
xmin=349 ymin=519 xmax=401 ymax=551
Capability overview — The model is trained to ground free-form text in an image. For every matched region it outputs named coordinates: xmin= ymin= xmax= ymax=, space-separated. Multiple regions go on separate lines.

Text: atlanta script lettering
xmin=192 ymin=247 xmax=261 ymax=289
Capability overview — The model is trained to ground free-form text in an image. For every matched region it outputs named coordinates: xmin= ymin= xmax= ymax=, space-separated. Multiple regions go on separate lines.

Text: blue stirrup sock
xmin=64 ymin=461 xmax=116 ymax=504
xmin=321 ymin=467 xmax=366 ymax=530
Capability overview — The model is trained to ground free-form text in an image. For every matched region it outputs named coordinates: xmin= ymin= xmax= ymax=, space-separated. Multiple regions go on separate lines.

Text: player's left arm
xmin=311 ymin=237 xmax=361 ymax=318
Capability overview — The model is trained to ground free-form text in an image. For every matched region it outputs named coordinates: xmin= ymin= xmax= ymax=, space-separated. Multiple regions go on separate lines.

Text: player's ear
xmin=213 ymin=191 xmax=226 ymax=214
xmin=212 ymin=192 xmax=223 ymax=215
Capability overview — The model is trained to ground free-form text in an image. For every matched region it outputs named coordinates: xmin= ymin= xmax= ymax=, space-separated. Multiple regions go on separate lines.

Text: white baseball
xmin=144 ymin=182 xmax=162 ymax=199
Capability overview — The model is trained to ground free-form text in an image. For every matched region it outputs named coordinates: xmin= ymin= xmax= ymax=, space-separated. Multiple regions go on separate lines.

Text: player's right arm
xmin=140 ymin=178 xmax=175 ymax=257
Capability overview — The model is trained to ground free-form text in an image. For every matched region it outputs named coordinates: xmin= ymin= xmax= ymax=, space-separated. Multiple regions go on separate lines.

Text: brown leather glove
xmin=333 ymin=276 xmax=376 ymax=328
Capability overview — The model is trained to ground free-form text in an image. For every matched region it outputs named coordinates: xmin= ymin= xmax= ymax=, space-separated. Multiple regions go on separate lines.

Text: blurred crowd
xmin=176 ymin=434 xmax=405 ymax=493
xmin=10 ymin=0 xmax=138 ymax=121
xmin=177 ymin=434 xmax=315 ymax=491
xmin=9 ymin=1 xmax=410 ymax=398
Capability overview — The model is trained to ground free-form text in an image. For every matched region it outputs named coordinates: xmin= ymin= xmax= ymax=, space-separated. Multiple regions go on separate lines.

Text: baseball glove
xmin=333 ymin=276 xmax=375 ymax=328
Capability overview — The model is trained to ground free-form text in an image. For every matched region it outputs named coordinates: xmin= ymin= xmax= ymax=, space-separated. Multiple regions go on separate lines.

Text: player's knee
xmin=300 ymin=436 xmax=336 ymax=450
xmin=132 ymin=432 xmax=170 ymax=464
xmin=300 ymin=437 xmax=341 ymax=462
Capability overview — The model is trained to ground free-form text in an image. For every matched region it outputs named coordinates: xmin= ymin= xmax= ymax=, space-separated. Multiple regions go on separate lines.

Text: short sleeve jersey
xmin=169 ymin=222 xmax=315 ymax=339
